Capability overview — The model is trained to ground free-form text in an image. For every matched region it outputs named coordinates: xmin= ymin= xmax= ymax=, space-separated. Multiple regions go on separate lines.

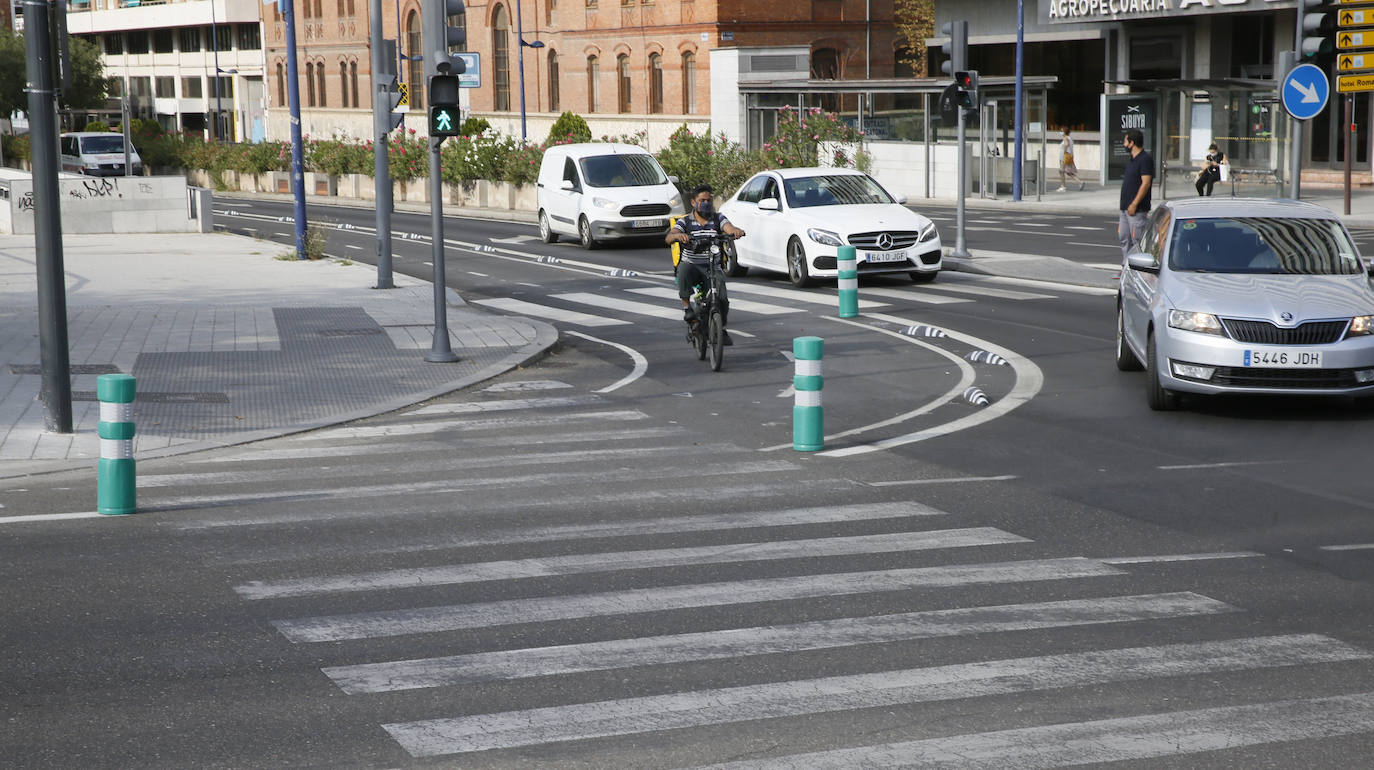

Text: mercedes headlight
xmin=1168 ymin=310 xmax=1225 ymax=336
xmin=592 ymin=196 xmax=619 ymax=211
xmin=807 ymin=228 xmax=844 ymax=247
xmin=1349 ymin=315 xmax=1374 ymax=337
xmin=918 ymin=222 xmax=938 ymax=243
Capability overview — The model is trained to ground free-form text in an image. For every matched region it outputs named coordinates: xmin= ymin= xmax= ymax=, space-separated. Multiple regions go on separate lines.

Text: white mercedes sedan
xmin=718 ymin=168 xmax=942 ymax=287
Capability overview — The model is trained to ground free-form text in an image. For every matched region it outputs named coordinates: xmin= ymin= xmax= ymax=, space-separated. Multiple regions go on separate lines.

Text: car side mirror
xmin=1126 ymin=252 xmax=1159 ymax=273
xmin=560 ymin=179 xmax=575 ymax=191
xmin=759 ymin=197 xmax=780 ymax=211
xmin=896 ymin=194 xmax=908 ymax=205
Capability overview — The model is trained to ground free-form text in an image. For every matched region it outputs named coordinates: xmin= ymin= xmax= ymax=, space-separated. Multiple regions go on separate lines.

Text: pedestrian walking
xmin=1057 ymin=127 xmax=1084 ymax=192
xmin=1118 ymin=128 xmax=1154 ymax=257
xmin=1195 ymin=142 xmax=1226 ymax=196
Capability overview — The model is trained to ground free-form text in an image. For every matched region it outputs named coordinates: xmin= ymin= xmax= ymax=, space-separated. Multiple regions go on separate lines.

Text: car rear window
xmin=1168 ymin=217 xmax=1362 ymax=275
xmin=578 ymin=154 xmax=666 ymax=188
xmin=783 ymin=174 xmax=894 ymax=208
xmin=79 ymin=136 xmax=126 ymax=154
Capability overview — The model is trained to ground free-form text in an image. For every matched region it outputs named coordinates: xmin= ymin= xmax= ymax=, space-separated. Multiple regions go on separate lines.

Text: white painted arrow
xmin=1290 ymin=77 xmax=1320 ymax=103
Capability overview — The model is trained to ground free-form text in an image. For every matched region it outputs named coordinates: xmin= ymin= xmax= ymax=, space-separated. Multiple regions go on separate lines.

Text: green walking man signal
xmin=430 ymin=105 xmax=458 ymax=135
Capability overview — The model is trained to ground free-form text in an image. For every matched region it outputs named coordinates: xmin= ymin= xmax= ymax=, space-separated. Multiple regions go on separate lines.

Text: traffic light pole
xmin=370 ymin=0 xmax=395 ymax=288
xmin=425 ymin=134 xmax=458 ymax=363
xmin=283 ymin=0 xmax=308 ymax=259
xmin=953 ymin=104 xmax=969 ymax=258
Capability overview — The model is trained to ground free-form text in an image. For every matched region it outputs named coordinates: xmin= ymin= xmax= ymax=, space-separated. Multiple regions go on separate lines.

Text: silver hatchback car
xmin=1116 ymin=198 xmax=1374 ymax=410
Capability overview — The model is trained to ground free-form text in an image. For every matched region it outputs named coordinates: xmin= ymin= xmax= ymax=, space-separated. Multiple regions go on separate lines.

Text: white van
xmin=536 ymin=143 xmax=683 ymax=249
xmin=59 ymin=132 xmax=143 ymax=177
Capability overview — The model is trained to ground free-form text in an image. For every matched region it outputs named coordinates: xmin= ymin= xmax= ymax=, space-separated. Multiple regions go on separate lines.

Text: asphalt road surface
xmin=4 ymin=195 xmax=1374 ymax=767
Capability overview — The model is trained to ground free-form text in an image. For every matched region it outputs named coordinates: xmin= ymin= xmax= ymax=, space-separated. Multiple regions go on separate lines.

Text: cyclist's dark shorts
xmin=675 ymin=260 xmax=729 ymax=321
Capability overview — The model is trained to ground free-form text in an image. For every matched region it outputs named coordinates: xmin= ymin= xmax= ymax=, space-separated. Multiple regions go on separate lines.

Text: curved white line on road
xmin=761 ymin=318 xmax=976 ymax=452
xmin=819 ymin=312 xmax=1044 ymax=457
xmin=565 ymin=331 xmax=648 ymax=393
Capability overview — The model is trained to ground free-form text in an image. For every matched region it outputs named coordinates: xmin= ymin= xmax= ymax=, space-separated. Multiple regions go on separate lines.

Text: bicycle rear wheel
xmin=708 ymin=311 xmax=724 ymax=371
xmin=692 ymin=320 xmax=707 ymax=360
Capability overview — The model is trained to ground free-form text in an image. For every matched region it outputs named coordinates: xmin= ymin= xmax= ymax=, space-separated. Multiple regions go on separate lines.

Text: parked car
xmin=1116 ymin=197 xmax=1374 ymax=410
xmin=536 ymin=143 xmax=684 ymax=249
xmin=718 ymin=167 xmax=941 ymax=287
xmin=59 ymin=132 xmax=142 ymax=177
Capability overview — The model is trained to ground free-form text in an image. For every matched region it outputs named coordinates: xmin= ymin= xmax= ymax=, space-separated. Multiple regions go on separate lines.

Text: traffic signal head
xmin=1301 ymin=0 xmax=1335 ymax=59
xmin=954 ymin=70 xmax=979 ymax=109
xmin=428 ymin=74 xmax=460 ymax=138
xmin=940 ymin=20 xmax=968 ymax=78
xmin=423 ymin=0 xmax=468 ymax=76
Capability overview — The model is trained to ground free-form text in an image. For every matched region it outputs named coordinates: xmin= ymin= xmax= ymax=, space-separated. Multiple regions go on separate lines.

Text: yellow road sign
xmin=1338 ymin=72 xmax=1374 ymax=93
xmin=1339 ymin=31 xmax=1373 ymax=49
xmin=398 ymin=82 xmax=410 ymax=108
xmin=1340 ymin=8 xmax=1374 ymax=28
xmin=1339 ymin=52 xmax=1374 ymax=70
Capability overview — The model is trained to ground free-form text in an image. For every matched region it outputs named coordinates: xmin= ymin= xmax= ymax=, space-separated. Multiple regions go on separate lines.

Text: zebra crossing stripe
xmin=409 ymin=394 xmax=603 ymax=416
xmin=906 ymin=282 xmax=1056 ymax=301
xmin=293 ymin=409 xmax=650 ymax=441
xmin=696 ymin=692 xmax=1374 ymax=769
xmin=381 ymin=634 xmax=1368 ymax=757
xmin=470 ymin=297 xmax=630 ymax=326
xmin=236 ymin=527 xmax=1029 ymax=600
xmin=625 ymin=286 xmax=803 ymax=316
xmin=323 ymin=592 xmax=1237 ymax=694
xmin=859 ymin=286 xmax=972 ymax=305
xmin=553 ymin=292 xmax=684 ymax=320
xmin=269 ymin=557 xmax=1124 ymax=642
xmin=724 ymin=282 xmax=890 ymax=309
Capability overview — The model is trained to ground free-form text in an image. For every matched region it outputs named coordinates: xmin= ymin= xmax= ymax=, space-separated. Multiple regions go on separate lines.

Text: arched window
xmin=548 ymin=50 xmax=560 ymax=113
xmin=406 ymin=11 xmax=424 ymax=110
xmin=340 ymin=61 xmax=349 ymax=109
xmin=314 ymin=0 xmax=323 ymax=18
xmin=276 ymin=62 xmax=285 ymax=108
xmin=305 ymin=62 xmax=315 ymax=107
xmin=336 ymin=0 xmax=343 ymax=16
xmin=546 ymin=0 xmax=555 ymax=25
xmin=811 ymin=47 xmax=840 ymax=79
xmin=587 ymin=55 xmax=599 ymax=112
xmin=493 ymin=4 xmax=510 ymax=111
xmin=316 ymin=60 xmax=327 ymax=107
xmin=681 ymin=51 xmax=696 ymax=113
xmin=350 ymin=61 xmax=359 ymax=108
xmin=648 ymin=52 xmax=662 ymax=114
xmin=616 ymin=53 xmax=630 ymax=113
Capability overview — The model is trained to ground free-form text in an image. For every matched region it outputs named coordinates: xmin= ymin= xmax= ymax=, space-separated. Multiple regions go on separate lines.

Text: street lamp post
xmin=514 ymin=0 xmax=543 ymax=142
xmin=211 ymin=0 xmax=221 ymax=140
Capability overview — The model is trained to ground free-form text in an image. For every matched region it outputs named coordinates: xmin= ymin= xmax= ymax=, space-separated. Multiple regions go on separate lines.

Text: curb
xmin=215 ymin=189 xmax=540 ymax=225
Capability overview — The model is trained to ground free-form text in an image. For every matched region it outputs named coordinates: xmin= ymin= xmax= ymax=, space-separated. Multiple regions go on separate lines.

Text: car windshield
xmin=783 ymin=174 xmax=894 ymax=208
xmin=1168 ymin=216 xmax=1362 ymax=275
xmin=79 ymin=136 xmax=125 ymax=154
xmin=578 ymin=154 xmax=666 ymax=187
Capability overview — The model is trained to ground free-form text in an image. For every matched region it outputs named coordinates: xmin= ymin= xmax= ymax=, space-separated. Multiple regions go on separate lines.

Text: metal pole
xmin=283 ymin=0 xmax=308 ymax=259
xmin=212 ymin=0 xmax=220 ymax=141
xmin=1289 ymin=3 xmax=1303 ymax=201
xmin=922 ymin=92 xmax=930 ymax=198
xmin=122 ymin=96 xmax=132 ymax=176
xmin=1346 ymin=94 xmax=1353 ymax=215
xmin=1012 ymin=0 xmax=1024 ymax=201
xmin=371 ymin=0 xmax=395 ymax=287
xmin=953 ymin=104 xmax=969 ymax=257
xmin=516 ymin=0 xmax=528 ymax=141
xmin=24 ymin=0 xmax=73 ymax=433
xmin=396 ymin=0 xmax=405 ymax=132
xmin=426 ymin=137 xmax=459 ymax=362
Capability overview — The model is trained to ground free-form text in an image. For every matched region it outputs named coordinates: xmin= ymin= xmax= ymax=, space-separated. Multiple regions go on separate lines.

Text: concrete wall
xmin=2 ymin=175 xmax=202 ymax=235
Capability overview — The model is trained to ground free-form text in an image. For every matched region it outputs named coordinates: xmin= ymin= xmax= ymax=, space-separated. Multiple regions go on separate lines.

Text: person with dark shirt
xmin=1119 ymin=128 xmax=1154 ymax=257
xmin=1195 ymin=142 xmax=1225 ymax=196
xmin=666 ymin=184 xmax=746 ymax=343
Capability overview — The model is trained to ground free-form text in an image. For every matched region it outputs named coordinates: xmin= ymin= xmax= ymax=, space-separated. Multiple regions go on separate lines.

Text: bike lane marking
xmin=565 ymin=331 xmax=649 ymax=394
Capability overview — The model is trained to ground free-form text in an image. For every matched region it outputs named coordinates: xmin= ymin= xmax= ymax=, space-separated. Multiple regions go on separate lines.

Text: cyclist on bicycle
xmin=666 ymin=184 xmax=746 ymax=344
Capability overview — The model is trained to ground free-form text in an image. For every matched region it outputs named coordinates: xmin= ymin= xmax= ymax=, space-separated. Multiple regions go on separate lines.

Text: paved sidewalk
xmin=0 ymin=233 xmax=556 ymax=479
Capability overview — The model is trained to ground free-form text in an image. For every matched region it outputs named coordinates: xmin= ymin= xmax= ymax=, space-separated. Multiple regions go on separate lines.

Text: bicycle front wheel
xmin=708 ymin=311 xmax=725 ymax=371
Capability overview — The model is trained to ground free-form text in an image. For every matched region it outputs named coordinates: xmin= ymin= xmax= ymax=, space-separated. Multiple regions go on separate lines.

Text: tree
xmin=0 ymin=30 xmax=107 ymax=127
xmin=893 ymin=0 xmax=936 ymax=77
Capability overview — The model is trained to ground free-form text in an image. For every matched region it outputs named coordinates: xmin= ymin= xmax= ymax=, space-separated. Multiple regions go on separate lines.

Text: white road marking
xmin=238 ymin=527 xmax=1028 ymax=600
xmin=1320 ymin=543 xmax=1374 ymax=551
xmin=410 ymin=394 xmax=602 ymax=415
xmin=555 ymin=292 xmax=680 ymax=320
xmin=292 ymin=409 xmax=649 ymax=441
xmin=952 ymin=274 xmax=1118 ymax=296
xmin=0 ymin=511 xmax=104 ymax=525
xmin=1066 ymin=225 xmax=1104 ymax=231
xmin=465 ymin=271 xmax=489 ymax=277
xmin=381 ymin=634 xmax=1365 ymax=757
xmin=1069 ymin=241 xmax=1119 ymax=249
xmin=857 ymin=287 xmax=972 ymax=305
xmin=869 ymin=475 xmax=1017 ymax=487
xmin=1159 ymin=460 xmax=1288 ymax=470
xmin=471 ymin=297 xmax=629 ymax=326
xmin=564 ymin=331 xmax=649 ymax=393
xmin=326 ymin=592 xmax=1236 ymax=693
xmin=626 ymin=286 xmax=802 ymax=315
xmin=1101 ymin=551 xmax=1264 ymax=564
xmin=699 ymin=692 xmax=1374 ymax=769
xmin=344 ymin=244 xmax=362 ymax=250
xmin=490 ymin=235 xmax=538 ymax=244
xmin=480 ymin=380 xmax=573 ymax=392
xmin=724 ymin=282 xmax=889 ymax=309
xmin=1083 ymin=262 xmax=1122 ymax=270
xmin=271 ymin=557 xmax=1123 ymax=642
xmin=915 ymin=282 xmax=1056 ymax=300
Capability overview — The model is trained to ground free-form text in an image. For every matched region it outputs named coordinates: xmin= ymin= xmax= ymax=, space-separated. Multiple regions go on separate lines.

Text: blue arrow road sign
xmin=1282 ymin=62 xmax=1331 ymax=121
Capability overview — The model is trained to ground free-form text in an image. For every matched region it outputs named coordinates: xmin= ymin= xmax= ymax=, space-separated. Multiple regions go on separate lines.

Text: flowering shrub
xmin=385 ymin=129 xmax=429 ymax=181
xmin=548 ymin=111 xmax=592 ymax=143
xmin=760 ymin=106 xmax=863 ymax=169
xmin=1 ymin=133 xmax=28 ymax=162
xmin=307 ymin=138 xmax=368 ymax=177
xmin=655 ymin=125 xmax=765 ymax=201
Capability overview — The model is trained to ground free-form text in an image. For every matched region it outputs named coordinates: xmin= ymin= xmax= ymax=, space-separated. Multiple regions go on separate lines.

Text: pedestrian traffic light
xmin=1301 ymin=0 xmax=1336 ymax=59
xmin=954 ymin=70 xmax=979 ymax=110
xmin=428 ymin=74 xmax=460 ymax=137
xmin=423 ymin=0 xmax=468 ymax=76
xmin=939 ymin=20 xmax=968 ymax=78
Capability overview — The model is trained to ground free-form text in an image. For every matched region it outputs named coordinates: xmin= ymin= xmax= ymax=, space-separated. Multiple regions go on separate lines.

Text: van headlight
xmin=668 ymin=192 xmax=682 ymax=211
xmin=1348 ymin=315 xmax=1374 ymax=337
xmin=1168 ymin=309 xmax=1225 ymax=336
xmin=807 ymin=228 xmax=844 ymax=247
xmin=918 ymin=222 xmax=938 ymax=243
xmin=592 ymin=196 xmax=619 ymax=211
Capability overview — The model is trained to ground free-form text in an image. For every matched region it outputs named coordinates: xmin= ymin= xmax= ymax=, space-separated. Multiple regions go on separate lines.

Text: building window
xmin=128 ymin=76 xmax=151 ymax=98
xmin=316 ymin=63 xmax=326 ymax=107
xmin=182 ymin=76 xmax=203 ymax=99
xmin=548 ymin=50 xmax=559 ymax=113
xmin=340 ymin=61 xmax=349 ymax=109
xmin=212 ymin=25 xmax=232 ymax=52
xmin=347 ymin=0 xmax=355 ymax=15
xmin=107 ymin=77 xmax=124 ymax=98
xmin=237 ymin=24 xmax=260 ymax=51
xmin=275 ymin=64 xmax=285 ymax=107
xmin=155 ymin=76 xmax=175 ymax=98
xmin=336 ymin=0 xmax=344 ymax=16
xmin=493 ymin=4 xmax=510 ymax=111
xmin=406 ymin=11 xmax=424 ymax=110
xmin=350 ymin=61 xmax=359 ymax=108
xmin=617 ymin=53 xmax=630 ymax=113
xmin=648 ymin=52 xmax=662 ymax=113
xmin=104 ymin=33 xmax=123 ymax=55
xmin=306 ymin=62 xmax=315 ymax=107
xmin=682 ymin=51 xmax=695 ymax=113
xmin=126 ymin=30 xmax=148 ymax=55
xmin=546 ymin=0 xmax=555 ymax=25
xmin=152 ymin=28 xmax=173 ymax=53
xmin=179 ymin=27 xmax=200 ymax=53
xmin=215 ymin=76 xmax=234 ymax=99
xmin=587 ymin=55 xmax=599 ymax=112
xmin=811 ymin=47 xmax=840 ymax=79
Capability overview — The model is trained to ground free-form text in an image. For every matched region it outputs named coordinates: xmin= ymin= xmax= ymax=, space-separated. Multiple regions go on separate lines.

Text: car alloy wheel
xmin=1115 ymin=303 xmax=1143 ymax=371
xmin=579 ymin=217 xmax=598 ymax=250
xmin=788 ymin=238 xmax=813 ymax=288
xmin=723 ymin=240 xmax=747 ymax=277
xmin=539 ymin=211 xmax=558 ymax=244
xmin=1145 ymin=331 xmax=1180 ymax=411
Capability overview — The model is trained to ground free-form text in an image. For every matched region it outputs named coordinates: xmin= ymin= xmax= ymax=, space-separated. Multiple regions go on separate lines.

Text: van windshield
xmin=579 ymin=154 xmax=666 ymax=188
xmin=80 ymin=136 xmax=126 ymax=154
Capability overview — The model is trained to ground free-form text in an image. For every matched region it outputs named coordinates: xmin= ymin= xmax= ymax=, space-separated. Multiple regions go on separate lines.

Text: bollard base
xmin=97 ymin=458 xmax=137 ymax=515
xmin=793 ymin=406 xmax=824 ymax=452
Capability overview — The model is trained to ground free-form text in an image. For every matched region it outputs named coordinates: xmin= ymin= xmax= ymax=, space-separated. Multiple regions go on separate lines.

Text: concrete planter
xmin=268 ymin=171 xmax=292 ymax=194
xmin=512 ymin=184 xmax=536 ymax=212
xmin=305 ymin=172 xmax=338 ymax=196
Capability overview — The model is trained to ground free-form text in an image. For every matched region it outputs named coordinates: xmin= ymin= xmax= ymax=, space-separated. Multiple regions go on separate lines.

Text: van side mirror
xmin=668 ymin=175 xmax=679 ymax=185
xmin=560 ymin=179 xmax=574 ymax=191
xmin=759 ymin=197 xmax=780 ymax=212
xmin=1126 ymin=252 xmax=1158 ymax=273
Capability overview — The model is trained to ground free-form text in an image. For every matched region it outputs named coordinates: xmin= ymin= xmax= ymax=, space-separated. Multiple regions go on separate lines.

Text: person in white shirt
xmin=1057 ymin=127 xmax=1083 ymax=192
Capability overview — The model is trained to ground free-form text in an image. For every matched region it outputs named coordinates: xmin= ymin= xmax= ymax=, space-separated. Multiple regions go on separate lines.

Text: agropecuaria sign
xmin=1041 ymin=0 xmax=1297 ymax=25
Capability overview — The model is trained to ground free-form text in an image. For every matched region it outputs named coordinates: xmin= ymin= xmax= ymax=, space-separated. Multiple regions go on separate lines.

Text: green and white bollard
xmin=793 ymin=336 xmax=824 ymax=452
xmin=836 ymin=245 xmax=858 ymax=318
xmin=96 ymin=373 xmax=137 ymax=515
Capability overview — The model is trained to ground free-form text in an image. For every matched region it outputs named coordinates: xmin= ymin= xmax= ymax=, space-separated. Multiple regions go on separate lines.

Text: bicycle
xmin=682 ymin=233 xmax=731 ymax=372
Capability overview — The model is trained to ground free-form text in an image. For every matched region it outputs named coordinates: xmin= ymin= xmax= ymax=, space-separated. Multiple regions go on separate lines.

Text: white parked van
xmin=536 ymin=143 xmax=683 ymax=249
xmin=59 ymin=132 xmax=143 ymax=177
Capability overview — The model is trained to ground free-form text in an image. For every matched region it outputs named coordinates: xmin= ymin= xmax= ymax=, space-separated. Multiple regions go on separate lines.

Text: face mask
xmin=696 ymin=200 xmax=714 ymax=216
